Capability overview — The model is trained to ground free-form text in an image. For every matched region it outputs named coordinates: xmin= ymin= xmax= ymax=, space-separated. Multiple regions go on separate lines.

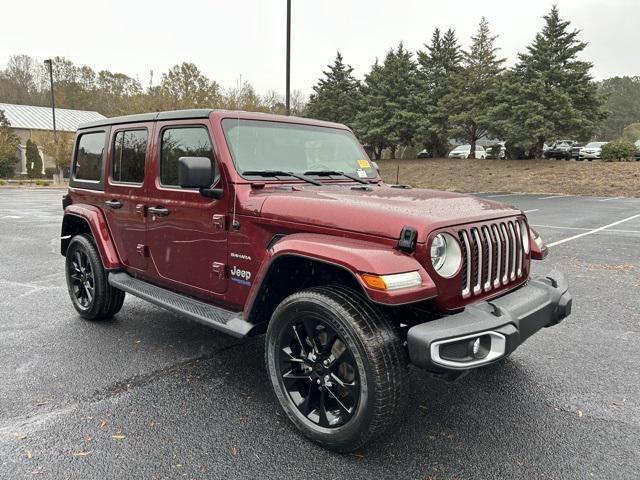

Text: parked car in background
xmin=544 ymin=140 xmax=577 ymax=160
xmin=635 ymin=140 xmax=640 ymax=161
xmin=448 ymin=144 xmax=486 ymax=159
xmin=570 ymin=143 xmax=584 ymax=160
xmin=578 ymin=141 xmax=608 ymax=161
xmin=417 ymin=149 xmax=432 ymax=158
xmin=485 ymin=143 xmax=506 ymax=159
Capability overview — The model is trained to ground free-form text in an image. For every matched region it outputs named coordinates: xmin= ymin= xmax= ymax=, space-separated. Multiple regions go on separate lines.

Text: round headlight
xmin=430 ymin=233 xmax=462 ymax=278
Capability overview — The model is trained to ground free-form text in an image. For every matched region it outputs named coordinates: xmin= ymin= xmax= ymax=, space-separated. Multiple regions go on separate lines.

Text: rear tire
xmin=65 ymin=234 xmax=125 ymax=321
xmin=265 ymin=285 xmax=407 ymax=452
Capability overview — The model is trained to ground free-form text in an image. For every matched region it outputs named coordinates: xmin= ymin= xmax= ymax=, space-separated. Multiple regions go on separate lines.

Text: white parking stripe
xmin=487 ymin=193 xmax=519 ymax=198
xmin=599 ymin=197 xmax=622 ymax=202
xmin=547 ymin=214 xmax=640 ymax=247
xmin=538 ymin=195 xmax=574 ymax=200
xmin=532 ymin=224 xmax=640 ymax=234
xmin=524 ymin=209 xmax=539 ymax=213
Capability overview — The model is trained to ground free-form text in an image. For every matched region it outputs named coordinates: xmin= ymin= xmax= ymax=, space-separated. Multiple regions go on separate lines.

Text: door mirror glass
xmin=178 ymin=156 xmax=215 ymax=189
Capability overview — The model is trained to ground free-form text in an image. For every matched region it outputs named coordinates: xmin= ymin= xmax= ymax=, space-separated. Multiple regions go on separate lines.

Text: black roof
xmin=78 ymin=109 xmax=214 ymax=129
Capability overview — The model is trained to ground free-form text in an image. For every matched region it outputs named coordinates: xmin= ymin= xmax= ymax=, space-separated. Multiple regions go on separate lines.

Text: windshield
xmin=221 ymin=119 xmax=376 ymax=179
xmin=453 ymin=145 xmax=470 ymax=151
xmin=585 ymin=142 xmax=606 ymax=148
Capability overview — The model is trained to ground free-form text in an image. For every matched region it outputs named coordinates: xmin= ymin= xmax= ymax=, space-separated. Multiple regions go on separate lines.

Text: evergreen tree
xmin=494 ymin=6 xmax=605 ymax=157
xmin=353 ymin=44 xmax=419 ymax=159
xmin=26 ymin=139 xmax=42 ymax=178
xmin=448 ymin=17 xmax=505 ymax=158
xmin=305 ymin=52 xmax=361 ymax=126
xmin=415 ymin=28 xmax=463 ymax=157
xmin=0 ymin=109 xmax=20 ymax=177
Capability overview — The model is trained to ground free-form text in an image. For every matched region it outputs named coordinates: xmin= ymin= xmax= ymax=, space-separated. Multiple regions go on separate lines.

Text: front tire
xmin=65 ymin=234 xmax=125 ymax=320
xmin=265 ymin=286 xmax=407 ymax=452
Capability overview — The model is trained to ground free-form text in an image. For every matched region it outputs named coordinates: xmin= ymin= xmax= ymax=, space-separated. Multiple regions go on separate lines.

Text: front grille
xmin=458 ymin=219 xmax=527 ymax=299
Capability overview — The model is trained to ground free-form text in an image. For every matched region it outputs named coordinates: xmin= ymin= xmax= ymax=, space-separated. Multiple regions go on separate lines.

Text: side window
xmin=75 ymin=132 xmax=105 ymax=181
xmin=112 ymin=129 xmax=148 ymax=184
xmin=160 ymin=127 xmax=215 ymax=186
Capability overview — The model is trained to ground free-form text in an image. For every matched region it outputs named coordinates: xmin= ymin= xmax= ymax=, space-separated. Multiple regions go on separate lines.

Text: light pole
xmin=44 ymin=59 xmax=57 ymax=141
xmin=285 ymin=0 xmax=291 ymax=115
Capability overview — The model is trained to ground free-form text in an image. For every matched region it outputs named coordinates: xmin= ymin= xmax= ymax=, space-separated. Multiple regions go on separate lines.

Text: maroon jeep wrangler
xmin=61 ymin=109 xmax=571 ymax=451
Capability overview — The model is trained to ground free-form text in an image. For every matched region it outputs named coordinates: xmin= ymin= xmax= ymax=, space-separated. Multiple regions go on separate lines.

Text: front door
xmin=145 ymin=120 xmax=228 ymax=299
xmin=103 ymin=124 xmax=150 ymax=272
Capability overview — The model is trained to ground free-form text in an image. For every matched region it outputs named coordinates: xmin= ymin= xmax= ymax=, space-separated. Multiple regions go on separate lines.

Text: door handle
xmin=105 ymin=199 xmax=123 ymax=209
xmin=148 ymin=206 xmax=169 ymax=217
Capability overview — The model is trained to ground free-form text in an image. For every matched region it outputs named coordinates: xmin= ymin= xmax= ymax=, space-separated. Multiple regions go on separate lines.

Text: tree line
xmin=306 ymin=6 xmax=614 ymax=159
xmin=2 ymin=5 xmax=640 ymax=165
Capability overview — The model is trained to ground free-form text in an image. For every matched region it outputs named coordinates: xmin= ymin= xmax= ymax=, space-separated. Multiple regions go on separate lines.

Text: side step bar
xmin=108 ymin=272 xmax=256 ymax=338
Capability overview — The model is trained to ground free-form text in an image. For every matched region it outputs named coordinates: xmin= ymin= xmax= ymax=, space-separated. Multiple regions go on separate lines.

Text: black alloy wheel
xmin=277 ymin=317 xmax=360 ymax=428
xmin=68 ymin=250 xmax=95 ymax=308
xmin=266 ymin=285 xmax=407 ymax=452
xmin=65 ymin=234 xmax=125 ymax=320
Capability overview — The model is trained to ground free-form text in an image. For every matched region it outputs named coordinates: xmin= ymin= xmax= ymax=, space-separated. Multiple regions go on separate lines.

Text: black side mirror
xmin=178 ymin=157 xmax=223 ymax=199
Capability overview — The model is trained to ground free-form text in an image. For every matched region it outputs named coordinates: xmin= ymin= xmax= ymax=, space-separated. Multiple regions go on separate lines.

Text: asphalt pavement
xmin=0 ymin=189 xmax=638 ymax=479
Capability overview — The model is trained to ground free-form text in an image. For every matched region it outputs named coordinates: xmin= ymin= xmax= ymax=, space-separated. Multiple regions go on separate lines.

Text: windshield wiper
xmin=303 ymin=170 xmax=369 ymax=185
xmin=241 ymin=170 xmax=322 ymax=186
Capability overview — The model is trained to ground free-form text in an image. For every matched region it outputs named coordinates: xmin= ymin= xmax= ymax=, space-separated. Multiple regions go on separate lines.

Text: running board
xmin=108 ymin=272 xmax=255 ymax=338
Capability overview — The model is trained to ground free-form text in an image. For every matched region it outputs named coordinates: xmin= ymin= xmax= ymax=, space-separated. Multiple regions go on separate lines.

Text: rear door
xmin=144 ymin=119 xmax=229 ymax=299
xmin=103 ymin=123 xmax=150 ymax=272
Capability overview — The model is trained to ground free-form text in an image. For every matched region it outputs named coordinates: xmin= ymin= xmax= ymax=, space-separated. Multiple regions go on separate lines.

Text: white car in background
xmin=578 ymin=141 xmax=608 ymax=161
xmin=448 ymin=144 xmax=486 ymax=159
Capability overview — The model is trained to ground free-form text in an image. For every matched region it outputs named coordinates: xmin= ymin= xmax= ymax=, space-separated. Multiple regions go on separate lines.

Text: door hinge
xmin=136 ymin=244 xmax=149 ymax=257
xmin=212 ymin=262 xmax=226 ymax=279
xmin=212 ymin=214 xmax=226 ymax=230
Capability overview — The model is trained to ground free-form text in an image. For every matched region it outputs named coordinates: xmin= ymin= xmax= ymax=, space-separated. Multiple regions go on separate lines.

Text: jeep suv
xmin=61 ymin=109 xmax=572 ymax=452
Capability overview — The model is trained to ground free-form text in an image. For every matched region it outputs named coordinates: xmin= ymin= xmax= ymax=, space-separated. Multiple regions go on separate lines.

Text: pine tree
xmin=415 ymin=28 xmax=463 ymax=157
xmin=448 ymin=17 xmax=505 ymax=158
xmin=305 ymin=52 xmax=361 ymax=126
xmin=0 ymin=109 xmax=20 ymax=177
xmin=26 ymin=139 xmax=42 ymax=178
xmin=494 ymin=6 xmax=605 ymax=157
xmin=353 ymin=44 xmax=419 ymax=159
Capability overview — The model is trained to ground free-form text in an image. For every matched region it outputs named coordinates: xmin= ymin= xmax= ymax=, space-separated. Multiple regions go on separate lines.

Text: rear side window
xmin=112 ymin=129 xmax=148 ymax=184
xmin=75 ymin=132 xmax=105 ymax=181
xmin=160 ymin=127 xmax=215 ymax=186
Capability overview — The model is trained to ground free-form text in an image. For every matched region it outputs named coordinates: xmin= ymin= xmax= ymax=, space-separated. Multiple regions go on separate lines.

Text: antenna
xmin=230 ymin=89 xmax=241 ymax=231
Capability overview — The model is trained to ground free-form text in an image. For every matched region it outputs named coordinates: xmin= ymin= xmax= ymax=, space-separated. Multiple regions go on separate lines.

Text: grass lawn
xmin=377 ymin=158 xmax=640 ymax=197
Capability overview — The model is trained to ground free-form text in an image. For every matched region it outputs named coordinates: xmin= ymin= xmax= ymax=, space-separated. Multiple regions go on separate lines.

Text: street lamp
xmin=43 ymin=59 xmax=57 ymax=140
xmin=285 ymin=0 xmax=291 ymax=116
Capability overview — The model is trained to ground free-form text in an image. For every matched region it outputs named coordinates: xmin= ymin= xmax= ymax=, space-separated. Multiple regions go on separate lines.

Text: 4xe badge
xmin=230 ymin=266 xmax=251 ymax=286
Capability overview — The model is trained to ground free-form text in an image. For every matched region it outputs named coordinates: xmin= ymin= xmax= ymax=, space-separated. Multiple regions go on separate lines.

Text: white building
xmin=0 ymin=103 xmax=105 ymax=175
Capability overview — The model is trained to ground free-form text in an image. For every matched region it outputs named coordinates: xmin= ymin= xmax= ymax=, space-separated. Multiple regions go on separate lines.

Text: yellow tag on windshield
xmin=357 ymin=159 xmax=371 ymax=169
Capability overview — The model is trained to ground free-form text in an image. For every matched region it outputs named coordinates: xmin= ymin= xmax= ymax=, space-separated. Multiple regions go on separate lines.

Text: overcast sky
xmin=1 ymin=0 xmax=638 ymax=96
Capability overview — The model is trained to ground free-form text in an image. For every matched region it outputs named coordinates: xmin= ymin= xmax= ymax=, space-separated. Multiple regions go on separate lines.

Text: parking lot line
xmin=524 ymin=209 xmax=539 ymax=213
xmin=538 ymin=195 xmax=574 ymax=200
xmin=547 ymin=214 xmax=640 ymax=247
xmin=486 ymin=193 xmax=520 ymax=198
xmin=599 ymin=197 xmax=622 ymax=202
xmin=532 ymin=224 xmax=640 ymax=234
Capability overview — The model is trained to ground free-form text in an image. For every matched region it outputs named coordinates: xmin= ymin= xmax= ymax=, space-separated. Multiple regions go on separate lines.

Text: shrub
xmin=26 ymin=139 xmax=43 ymax=178
xmin=0 ymin=179 xmax=6 ymax=186
xmin=601 ymin=139 xmax=637 ymax=162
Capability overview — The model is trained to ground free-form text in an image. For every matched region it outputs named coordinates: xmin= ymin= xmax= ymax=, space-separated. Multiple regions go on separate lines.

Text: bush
xmin=34 ymin=179 xmax=51 ymax=186
xmin=0 ymin=179 xmax=6 ymax=186
xmin=26 ymin=139 xmax=42 ymax=178
xmin=601 ymin=139 xmax=637 ymax=162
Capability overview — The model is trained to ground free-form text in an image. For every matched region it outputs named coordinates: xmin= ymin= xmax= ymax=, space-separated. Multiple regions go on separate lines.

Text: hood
xmin=253 ymin=185 xmax=521 ymax=242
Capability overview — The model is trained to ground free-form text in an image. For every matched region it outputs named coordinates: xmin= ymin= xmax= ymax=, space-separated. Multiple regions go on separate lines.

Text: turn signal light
xmin=361 ymin=271 xmax=422 ymax=291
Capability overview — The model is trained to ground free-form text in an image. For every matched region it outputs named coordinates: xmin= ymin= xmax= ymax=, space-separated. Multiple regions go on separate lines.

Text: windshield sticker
xmin=356 ymin=169 xmax=367 ymax=178
xmin=357 ymin=159 xmax=372 ymax=169
xmin=230 ymin=266 xmax=252 ymax=286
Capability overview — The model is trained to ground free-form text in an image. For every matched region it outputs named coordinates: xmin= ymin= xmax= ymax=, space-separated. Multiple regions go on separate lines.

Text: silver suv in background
xmin=448 ymin=144 xmax=486 ymax=159
xmin=579 ymin=141 xmax=608 ymax=161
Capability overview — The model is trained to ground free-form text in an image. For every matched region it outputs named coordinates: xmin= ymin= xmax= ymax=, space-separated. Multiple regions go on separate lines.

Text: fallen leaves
xmin=71 ymin=451 xmax=91 ymax=457
xmin=99 ymin=420 xmax=108 ymax=429
xmin=26 ymin=450 xmax=33 ymax=459
xmin=230 ymin=447 xmax=239 ymax=457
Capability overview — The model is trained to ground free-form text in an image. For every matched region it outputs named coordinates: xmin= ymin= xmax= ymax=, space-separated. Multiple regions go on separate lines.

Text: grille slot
xmin=458 ymin=219 xmax=527 ymax=299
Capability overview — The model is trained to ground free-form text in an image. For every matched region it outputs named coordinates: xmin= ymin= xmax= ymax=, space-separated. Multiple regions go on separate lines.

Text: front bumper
xmin=407 ymin=270 xmax=572 ymax=373
xmin=580 ymin=152 xmax=600 ymax=159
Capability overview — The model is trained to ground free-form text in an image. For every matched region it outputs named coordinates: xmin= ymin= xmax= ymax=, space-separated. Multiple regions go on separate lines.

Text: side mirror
xmin=178 ymin=156 xmax=223 ymax=199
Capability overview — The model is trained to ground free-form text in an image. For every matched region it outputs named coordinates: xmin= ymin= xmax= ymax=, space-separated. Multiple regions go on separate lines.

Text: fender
xmin=62 ymin=204 xmax=122 ymax=270
xmin=244 ymin=233 xmax=437 ymax=317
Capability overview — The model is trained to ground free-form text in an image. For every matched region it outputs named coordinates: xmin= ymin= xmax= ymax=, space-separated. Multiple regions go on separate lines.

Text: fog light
xmin=472 ymin=338 xmax=480 ymax=357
